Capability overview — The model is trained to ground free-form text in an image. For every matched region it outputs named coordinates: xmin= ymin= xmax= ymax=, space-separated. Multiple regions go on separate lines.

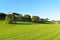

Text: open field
xmin=0 ymin=20 xmax=60 ymax=40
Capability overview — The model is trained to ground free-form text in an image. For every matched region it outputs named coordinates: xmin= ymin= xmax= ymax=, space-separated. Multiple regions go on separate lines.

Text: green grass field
xmin=0 ymin=20 xmax=60 ymax=40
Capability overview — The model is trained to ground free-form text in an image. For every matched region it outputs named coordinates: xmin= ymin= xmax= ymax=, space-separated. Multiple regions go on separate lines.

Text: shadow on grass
xmin=8 ymin=21 xmax=55 ymax=25
xmin=12 ymin=22 xmax=34 ymax=25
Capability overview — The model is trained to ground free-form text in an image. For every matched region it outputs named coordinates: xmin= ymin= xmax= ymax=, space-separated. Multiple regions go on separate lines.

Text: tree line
xmin=0 ymin=11 xmax=49 ymax=24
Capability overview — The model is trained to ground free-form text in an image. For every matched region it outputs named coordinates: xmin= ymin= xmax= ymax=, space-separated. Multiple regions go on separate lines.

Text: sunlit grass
xmin=0 ymin=20 xmax=60 ymax=40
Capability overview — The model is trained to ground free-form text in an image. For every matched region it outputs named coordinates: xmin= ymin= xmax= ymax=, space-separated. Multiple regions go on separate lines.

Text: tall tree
xmin=45 ymin=18 xmax=49 ymax=21
xmin=0 ymin=12 xmax=6 ymax=20
xmin=5 ymin=12 xmax=16 ymax=24
xmin=23 ymin=14 xmax=31 ymax=22
xmin=32 ymin=16 xmax=40 ymax=23
xmin=17 ymin=14 xmax=23 ymax=21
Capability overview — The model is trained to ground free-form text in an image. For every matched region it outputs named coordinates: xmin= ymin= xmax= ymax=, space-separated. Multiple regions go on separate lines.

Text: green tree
xmin=32 ymin=16 xmax=40 ymax=23
xmin=18 ymin=14 xmax=22 ymax=18
xmin=40 ymin=18 xmax=49 ymax=23
xmin=17 ymin=14 xmax=23 ymax=20
xmin=5 ymin=12 xmax=16 ymax=24
xmin=23 ymin=14 xmax=31 ymax=22
xmin=45 ymin=18 xmax=49 ymax=21
xmin=0 ymin=12 xmax=6 ymax=20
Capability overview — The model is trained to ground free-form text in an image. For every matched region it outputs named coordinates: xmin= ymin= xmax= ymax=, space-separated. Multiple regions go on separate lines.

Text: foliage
xmin=0 ymin=12 xmax=6 ymax=20
xmin=32 ymin=16 xmax=40 ymax=22
xmin=23 ymin=14 xmax=31 ymax=22
xmin=45 ymin=18 xmax=49 ymax=21
xmin=16 ymin=14 xmax=23 ymax=21
xmin=0 ymin=12 xmax=51 ymax=23
xmin=18 ymin=14 xmax=22 ymax=18
xmin=5 ymin=14 xmax=16 ymax=24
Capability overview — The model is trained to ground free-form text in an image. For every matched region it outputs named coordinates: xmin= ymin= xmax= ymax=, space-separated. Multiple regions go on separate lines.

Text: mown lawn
xmin=0 ymin=20 xmax=60 ymax=40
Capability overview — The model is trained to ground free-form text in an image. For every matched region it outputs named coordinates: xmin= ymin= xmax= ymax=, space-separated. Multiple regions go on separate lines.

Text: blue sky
xmin=0 ymin=0 xmax=60 ymax=20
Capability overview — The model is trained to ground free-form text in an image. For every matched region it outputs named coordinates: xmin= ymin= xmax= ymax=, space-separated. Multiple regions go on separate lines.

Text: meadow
xmin=0 ymin=20 xmax=60 ymax=40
